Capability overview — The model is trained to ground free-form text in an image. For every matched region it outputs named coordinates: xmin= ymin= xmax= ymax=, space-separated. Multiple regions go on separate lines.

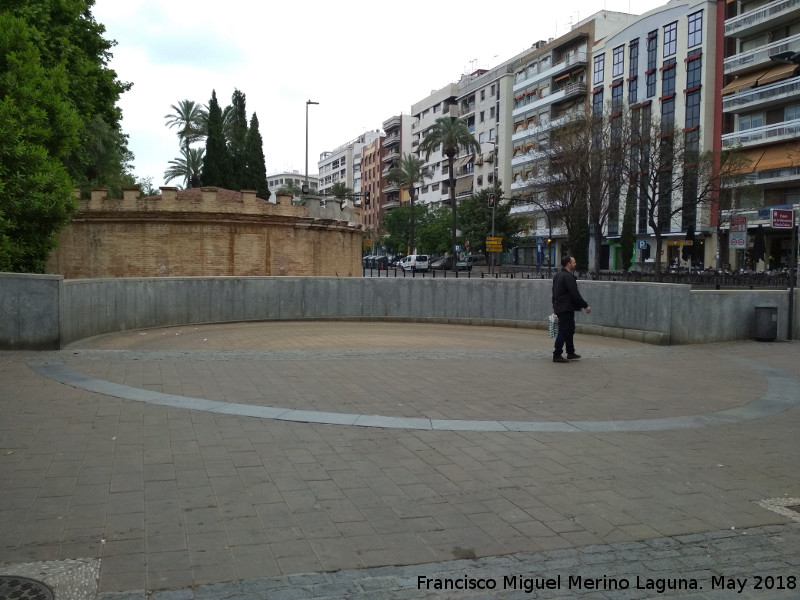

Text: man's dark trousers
xmin=554 ymin=311 xmax=576 ymax=357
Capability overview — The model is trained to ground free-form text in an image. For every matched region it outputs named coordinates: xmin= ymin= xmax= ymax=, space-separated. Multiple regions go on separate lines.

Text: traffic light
xmin=488 ymin=194 xmax=495 ymax=209
xmin=547 ymin=238 xmax=552 ymax=245
xmin=364 ymin=191 xmax=371 ymax=206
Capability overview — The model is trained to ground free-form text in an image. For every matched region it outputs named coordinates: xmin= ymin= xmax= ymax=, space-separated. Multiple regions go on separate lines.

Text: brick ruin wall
xmin=45 ymin=187 xmax=364 ymax=278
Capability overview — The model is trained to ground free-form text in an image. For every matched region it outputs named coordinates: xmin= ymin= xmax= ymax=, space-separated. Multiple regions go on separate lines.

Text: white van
xmin=399 ymin=254 xmax=430 ymax=272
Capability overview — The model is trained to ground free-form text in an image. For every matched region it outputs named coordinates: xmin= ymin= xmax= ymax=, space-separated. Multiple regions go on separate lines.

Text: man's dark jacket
xmin=552 ymin=268 xmax=589 ymax=314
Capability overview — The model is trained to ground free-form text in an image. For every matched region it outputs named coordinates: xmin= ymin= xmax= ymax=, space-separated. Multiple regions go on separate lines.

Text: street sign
xmin=771 ymin=208 xmax=794 ymax=229
xmin=536 ymin=237 xmax=544 ymax=245
xmin=637 ymin=240 xmax=648 ymax=250
xmin=486 ymin=237 xmax=503 ymax=242
xmin=730 ymin=216 xmax=747 ymax=248
xmin=666 ymin=240 xmax=693 ymax=246
xmin=455 ymin=244 xmax=461 ymax=252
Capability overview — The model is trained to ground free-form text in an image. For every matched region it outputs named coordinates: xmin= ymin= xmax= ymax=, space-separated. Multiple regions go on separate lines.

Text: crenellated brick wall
xmin=45 ymin=187 xmax=364 ymax=278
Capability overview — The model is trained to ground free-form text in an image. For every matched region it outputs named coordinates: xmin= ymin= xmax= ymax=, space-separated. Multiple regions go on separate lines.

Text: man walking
xmin=552 ymin=255 xmax=591 ymax=363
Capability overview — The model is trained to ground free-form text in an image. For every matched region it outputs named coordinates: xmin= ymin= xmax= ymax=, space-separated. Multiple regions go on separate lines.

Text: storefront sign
xmin=771 ymin=208 xmax=794 ymax=229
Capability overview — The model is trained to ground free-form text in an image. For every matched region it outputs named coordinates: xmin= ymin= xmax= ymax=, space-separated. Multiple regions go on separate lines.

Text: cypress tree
xmin=244 ymin=113 xmax=270 ymax=200
xmin=201 ymin=90 xmax=232 ymax=188
xmin=228 ymin=89 xmax=248 ymax=190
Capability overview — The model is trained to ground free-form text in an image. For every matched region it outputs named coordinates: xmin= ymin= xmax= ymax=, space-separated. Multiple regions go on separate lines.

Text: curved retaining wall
xmin=1 ymin=273 xmax=797 ymax=349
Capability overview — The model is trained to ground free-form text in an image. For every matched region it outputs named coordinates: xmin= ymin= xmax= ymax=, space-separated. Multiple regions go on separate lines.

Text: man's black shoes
xmin=567 ymin=353 xmax=581 ymax=360
xmin=553 ymin=355 xmax=569 ymax=363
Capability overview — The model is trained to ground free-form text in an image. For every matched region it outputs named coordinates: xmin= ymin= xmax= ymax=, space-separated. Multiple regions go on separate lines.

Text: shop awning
xmin=721 ymin=69 xmax=770 ymax=95
xmin=454 ymin=177 xmax=473 ymax=195
xmin=484 ymin=150 xmax=494 ymax=163
xmin=757 ymin=62 xmax=798 ymax=86
xmin=753 ymin=142 xmax=798 ymax=171
xmin=453 ymin=156 xmax=473 ymax=169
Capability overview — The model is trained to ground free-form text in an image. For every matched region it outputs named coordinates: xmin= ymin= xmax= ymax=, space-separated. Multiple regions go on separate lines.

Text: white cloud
xmin=93 ymin=0 xmax=668 ymax=187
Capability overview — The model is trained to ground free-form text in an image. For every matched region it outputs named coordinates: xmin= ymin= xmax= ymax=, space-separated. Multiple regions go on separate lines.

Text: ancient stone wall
xmin=45 ymin=187 xmax=363 ymax=278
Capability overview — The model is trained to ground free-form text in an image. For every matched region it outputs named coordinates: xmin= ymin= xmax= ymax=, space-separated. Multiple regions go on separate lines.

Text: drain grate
xmin=755 ymin=497 xmax=800 ymax=522
xmin=0 ymin=576 xmax=54 ymax=600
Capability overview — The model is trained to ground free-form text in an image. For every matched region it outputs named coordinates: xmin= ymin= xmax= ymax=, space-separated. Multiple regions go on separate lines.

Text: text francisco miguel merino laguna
xmin=419 ymin=574 xmax=712 ymax=594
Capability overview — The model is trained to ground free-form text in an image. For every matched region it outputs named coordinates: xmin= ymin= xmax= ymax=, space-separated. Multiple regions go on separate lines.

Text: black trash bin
xmin=754 ymin=305 xmax=778 ymax=342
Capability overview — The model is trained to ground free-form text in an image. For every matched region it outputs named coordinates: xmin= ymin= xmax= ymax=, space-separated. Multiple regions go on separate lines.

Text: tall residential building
xmin=411 ymin=84 xmax=459 ymax=207
xmin=361 ymin=135 xmax=385 ymax=245
xmin=381 ymin=114 xmax=413 ymax=211
xmin=721 ymin=0 xmax=800 ymax=271
xmin=317 ymin=131 xmax=381 ymax=197
xmin=507 ymin=12 xmax=641 ymax=268
xmin=453 ymin=64 xmax=516 ymax=201
xmin=591 ymin=0 xmax=719 ymax=270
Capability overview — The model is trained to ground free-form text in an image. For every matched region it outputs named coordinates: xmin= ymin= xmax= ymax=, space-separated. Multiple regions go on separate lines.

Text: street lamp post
xmin=304 ymin=100 xmax=319 ymax=195
xmin=488 ymin=140 xmax=498 ymax=274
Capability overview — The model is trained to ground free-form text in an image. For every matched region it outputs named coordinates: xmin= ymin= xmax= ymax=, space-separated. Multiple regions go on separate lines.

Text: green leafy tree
xmin=381 ymin=203 xmax=429 ymax=254
xmin=243 ymin=112 xmax=269 ymax=199
xmin=164 ymin=146 xmax=205 ymax=189
xmin=201 ymin=90 xmax=232 ymax=189
xmin=418 ymin=116 xmax=480 ymax=270
xmin=165 ymin=99 xmax=207 ymax=157
xmin=415 ymin=206 xmax=453 ymax=255
xmin=329 ymin=182 xmax=353 ymax=201
xmin=277 ymin=178 xmax=303 ymax=199
xmin=5 ymin=0 xmax=133 ymax=195
xmin=458 ymin=184 xmax=525 ymax=254
xmin=0 ymin=13 xmax=80 ymax=272
xmin=386 ymin=153 xmax=430 ymax=254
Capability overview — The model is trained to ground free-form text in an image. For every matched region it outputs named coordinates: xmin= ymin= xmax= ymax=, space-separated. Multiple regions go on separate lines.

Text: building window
xmin=661 ymin=97 xmax=675 ymax=131
xmin=489 ymin=128 xmax=495 ymax=140
xmin=593 ymin=90 xmax=604 ymax=117
xmin=661 ymin=59 xmax=676 ymax=96
xmin=647 ymin=31 xmax=658 ymax=70
xmin=663 ymin=22 xmax=677 ymax=57
xmin=739 ymin=113 xmax=763 ymax=130
xmin=593 ymin=55 xmax=605 ymax=85
xmin=491 ymin=84 xmax=495 ymax=97
xmin=490 ymin=106 xmax=495 ymax=119
xmin=688 ymin=11 xmax=702 ymax=48
xmin=686 ymin=53 xmax=702 ymax=89
xmin=685 ymin=90 xmax=700 ymax=128
xmin=480 ymin=90 xmax=485 ymax=101
xmin=479 ymin=132 xmax=485 ymax=143
xmin=647 ymin=72 xmax=657 ymax=98
xmin=628 ymin=77 xmax=638 ymax=104
xmin=785 ymin=104 xmax=800 ymax=120
xmin=611 ymin=82 xmax=623 ymax=113
xmin=613 ymin=46 xmax=624 ymax=77
xmin=629 ymin=39 xmax=639 ymax=75
xmin=480 ymin=111 xmax=485 ymax=123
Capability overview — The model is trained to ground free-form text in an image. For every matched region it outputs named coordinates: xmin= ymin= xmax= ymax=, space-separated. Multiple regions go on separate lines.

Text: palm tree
xmin=164 ymin=146 xmax=205 ymax=189
xmin=277 ymin=178 xmax=303 ymax=201
xmin=328 ymin=182 xmax=353 ymax=207
xmin=418 ymin=117 xmax=480 ymax=269
xmin=386 ymin=153 xmax=430 ymax=254
xmin=164 ymin=100 xmax=207 ymax=155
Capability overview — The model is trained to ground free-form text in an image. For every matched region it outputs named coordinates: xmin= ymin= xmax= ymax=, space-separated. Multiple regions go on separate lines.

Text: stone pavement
xmin=1 ymin=321 xmax=799 ymax=599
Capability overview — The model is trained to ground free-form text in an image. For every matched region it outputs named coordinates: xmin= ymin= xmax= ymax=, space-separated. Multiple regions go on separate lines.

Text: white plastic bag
xmin=548 ymin=313 xmax=559 ymax=338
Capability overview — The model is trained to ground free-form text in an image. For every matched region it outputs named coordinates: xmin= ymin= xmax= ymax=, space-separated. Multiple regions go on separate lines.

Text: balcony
xmin=724 ymin=32 xmax=800 ymax=76
xmin=741 ymin=164 xmax=800 ymax=186
xmin=513 ymin=51 xmax=587 ymax=92
xmin=722 ymin=74 xmax=800 ymax=113
xmin=459 ymin=102 xmax=476 ymax=117
xmin=721 ymin=118 xmax=800 ymax=148
xmin=725 ymin=0 xmax=800 ymax=38
xmin=382 ymin=149 xmax=400 ymax=163
xmin=383 ymin=199 xmax=400 ymax=210
xmin=512 ymin=84 xmax=586 ymax=118
xmin=382 ymin=133 xmax=400 ymax=148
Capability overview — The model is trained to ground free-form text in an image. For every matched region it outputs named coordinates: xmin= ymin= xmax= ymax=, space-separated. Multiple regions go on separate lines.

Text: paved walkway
xmin=1 ymin=321 xmax=799 ymax=599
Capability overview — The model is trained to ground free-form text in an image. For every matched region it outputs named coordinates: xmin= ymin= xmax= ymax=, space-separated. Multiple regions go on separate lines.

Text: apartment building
xmin=411 ymin=84 xmax=459 ymax=207
xmin=381 ymin=114 xmax=413 ymax=210
xmin=266 ymin=171 xmax=318 ymax=197
xmin=317 ymin=130 xmax=381 ymax=198
xmin=453 ymin=64 xmax=516 ymax=202
xmin=721 ymin=0 xmax=800 ymax=271
xmin=361 ymin=135 xmax=385 ymax=243
xmin=590 ymin=1 xmax=719 ymax=270
xmin=507 ymin=12 xmax=641 ymax=268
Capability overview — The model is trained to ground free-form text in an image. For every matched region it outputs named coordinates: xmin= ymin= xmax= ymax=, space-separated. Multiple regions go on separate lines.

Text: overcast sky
xmin=92 ymin=0 xmax=669 ymax=188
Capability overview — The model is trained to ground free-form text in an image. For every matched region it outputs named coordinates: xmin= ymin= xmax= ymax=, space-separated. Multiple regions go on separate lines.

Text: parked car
xmin=456 ymin=254 xmax=487 ymax=271
xmin=399 ymin=254 xmax=430 ymax=272
xmin=430 ymin=256 xmax=454 ymax=270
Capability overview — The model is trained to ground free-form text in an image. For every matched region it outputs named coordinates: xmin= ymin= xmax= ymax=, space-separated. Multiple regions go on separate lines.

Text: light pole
xmin=304 ymin=100 xmax=319 ymax=195
xmin=487 ymin=140 xmax=499 ymax=274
